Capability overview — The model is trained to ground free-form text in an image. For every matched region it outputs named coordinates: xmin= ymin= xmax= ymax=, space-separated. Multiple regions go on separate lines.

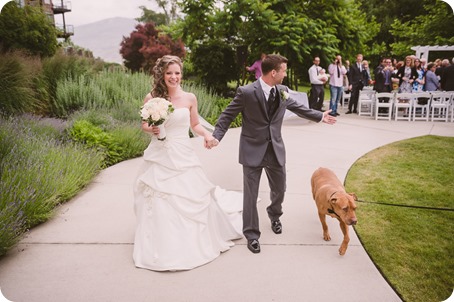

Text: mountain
xmin=71 ymin=17 xmax=139 ymax=64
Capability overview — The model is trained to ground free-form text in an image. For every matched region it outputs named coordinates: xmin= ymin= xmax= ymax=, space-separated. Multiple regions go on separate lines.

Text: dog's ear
xmin=330 ymin=197 xmax=338 ymax=204
xmin=348 ymin=193 xmax=358 ymax=201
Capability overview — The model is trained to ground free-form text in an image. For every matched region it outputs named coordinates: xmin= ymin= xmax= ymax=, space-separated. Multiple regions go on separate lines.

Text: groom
xmin=208 ymin=54 xmax=336 ymax=254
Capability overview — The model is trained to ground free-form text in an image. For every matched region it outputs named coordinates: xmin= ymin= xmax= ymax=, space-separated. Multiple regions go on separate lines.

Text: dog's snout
xmin=349 ymin=219 xmax=357 ymax=226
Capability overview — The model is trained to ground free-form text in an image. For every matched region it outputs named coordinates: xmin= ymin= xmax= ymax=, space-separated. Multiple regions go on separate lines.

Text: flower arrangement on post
xmin=140 ymin=97 xmax=174 ymax=140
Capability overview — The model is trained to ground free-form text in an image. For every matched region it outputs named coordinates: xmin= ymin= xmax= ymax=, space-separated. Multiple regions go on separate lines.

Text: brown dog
xmin=311 ymin=167 xmax=358 ymax=255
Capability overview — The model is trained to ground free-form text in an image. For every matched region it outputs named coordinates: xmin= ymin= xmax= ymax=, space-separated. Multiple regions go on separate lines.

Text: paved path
xmin=1 ymin=113 xmax=453 ymax=302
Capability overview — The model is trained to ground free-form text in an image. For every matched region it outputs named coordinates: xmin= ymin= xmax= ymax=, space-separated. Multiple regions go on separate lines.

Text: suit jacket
xmin=213 ymin=80 xmax=323 ymax=167
xmin=440 ymin=64 xmax=454 ymax=91
xmin=348 ymin=63 xmax=365 ymax=86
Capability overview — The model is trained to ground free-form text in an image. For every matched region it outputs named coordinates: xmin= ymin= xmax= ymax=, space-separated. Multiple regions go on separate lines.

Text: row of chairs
xmin=343 ymin=90 xmax=454 ymax=122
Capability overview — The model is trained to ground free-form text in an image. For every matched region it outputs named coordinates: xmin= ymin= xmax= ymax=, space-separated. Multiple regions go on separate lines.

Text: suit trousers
xmin=309 ymin=84 xmax=325 ymax=111
xmin=349 ymin=82 xmax=363 ymax=112
xmin=242 ymin=143 xmax=286 ymax=240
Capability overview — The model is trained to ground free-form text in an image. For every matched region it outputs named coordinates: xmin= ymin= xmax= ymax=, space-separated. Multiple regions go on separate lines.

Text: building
xmin=15 ymin=0 xmax=74 ymax=40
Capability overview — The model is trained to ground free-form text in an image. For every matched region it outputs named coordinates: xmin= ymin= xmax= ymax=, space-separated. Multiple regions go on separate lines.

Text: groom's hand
xmin=204 ymin=138 xmax=219 ymax=149
xmin=322 ymin=110 xmax=337 ymax=125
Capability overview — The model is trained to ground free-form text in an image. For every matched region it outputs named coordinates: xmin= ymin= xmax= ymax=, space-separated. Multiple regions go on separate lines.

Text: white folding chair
xmin=341 ymin=89 xmax=351 ymax=110
xmin=430 ymin=91 xmax=451 ymax=122
xmin=358 ymin=90 xmax=376 ymax=116
xmin=375 ymin=92 xmax=395 ymax=121
xmin=394 ymin=93 xmax=414 ymax=121
xmin=412 ymin=92 xmax=432 ymax=121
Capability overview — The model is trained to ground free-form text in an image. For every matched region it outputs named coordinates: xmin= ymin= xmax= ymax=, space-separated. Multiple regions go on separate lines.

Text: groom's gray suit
xmin=213 ymin=80 xmax=323 ymax=240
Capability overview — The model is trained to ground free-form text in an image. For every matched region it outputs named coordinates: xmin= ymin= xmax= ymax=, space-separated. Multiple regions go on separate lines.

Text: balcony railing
xmin=52 ymin=1 xmax=72 ymax=13
xmin=55 ymin=23 xmax=74 ymax=38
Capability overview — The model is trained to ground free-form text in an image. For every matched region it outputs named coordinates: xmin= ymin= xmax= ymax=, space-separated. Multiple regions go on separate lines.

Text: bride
xmin=133 ymin=55 xmax=243 ymax=271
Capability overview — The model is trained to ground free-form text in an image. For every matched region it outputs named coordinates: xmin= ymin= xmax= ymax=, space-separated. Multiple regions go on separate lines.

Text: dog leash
xmin=356 ymin=199 xmax=454 ymax=212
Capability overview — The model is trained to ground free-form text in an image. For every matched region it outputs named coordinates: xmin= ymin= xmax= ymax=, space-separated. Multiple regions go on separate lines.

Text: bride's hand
xmin=151 ymin=125 xmax=160 ymax=136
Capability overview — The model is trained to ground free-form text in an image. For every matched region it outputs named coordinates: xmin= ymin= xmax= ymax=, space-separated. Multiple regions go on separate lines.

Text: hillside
xmin=71 ymin=17 xmax=139 ymax=64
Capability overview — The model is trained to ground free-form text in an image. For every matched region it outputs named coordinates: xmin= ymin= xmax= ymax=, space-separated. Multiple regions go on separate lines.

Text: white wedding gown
xmin=133 ymin=107 xmax=243 ymax=271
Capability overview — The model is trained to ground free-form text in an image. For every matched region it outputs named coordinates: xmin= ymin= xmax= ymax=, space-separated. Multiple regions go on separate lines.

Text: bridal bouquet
xmin=140 ymin=97 xmax=174 ymax=140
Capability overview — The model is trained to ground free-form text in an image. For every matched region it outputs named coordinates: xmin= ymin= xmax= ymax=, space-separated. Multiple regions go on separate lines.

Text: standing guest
xmin=328 ymin=55 xmax=347 ymax=116
xmin=440 ymin=58 xmax=454 ymax=91
xmin=308 ymin=56 xmax=327 ymax=111
xmin=437 ymin=59 xmax=450 ymax=90
xmin=209 ymin=54 xmax=336 ymax=254
xmin=420 ymin=58 xmax=427 ymax=72
xmin=362 ymin=60 xmax=372 ymax=86
xmin=346 ymin=54 xmax=365 ymax=114
xmin=424 ymin=63 xmax=440 ymax=91
xmin=246 ymin=53 xmax=266 ymax=80
xmin=412 ymin=58 xmax=425 ymax=92
xmin=395 ymin=56 xmax=417 ymax=93
xmin=391 ymin=61 xmax=404 ymax=91
xmin=374 ymin=57 xmax=394 ymax=93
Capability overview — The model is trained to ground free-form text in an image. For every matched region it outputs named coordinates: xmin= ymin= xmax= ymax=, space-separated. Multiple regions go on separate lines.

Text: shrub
xmin=0 ymin=116 xmax=103 ymax=256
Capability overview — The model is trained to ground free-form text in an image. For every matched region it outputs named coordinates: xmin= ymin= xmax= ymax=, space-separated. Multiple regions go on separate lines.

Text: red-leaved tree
xmin=120 ymin=22 xmax=185 ymax=73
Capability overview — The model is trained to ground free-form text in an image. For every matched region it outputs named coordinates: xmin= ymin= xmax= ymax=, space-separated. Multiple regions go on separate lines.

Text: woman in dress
xmin=396 ymin=56 xmax=417 ymax=93
xmin=133 ymin=55 xmax=243 ymax=271
xmin=412 ymin=58 xmax=425 ymax=92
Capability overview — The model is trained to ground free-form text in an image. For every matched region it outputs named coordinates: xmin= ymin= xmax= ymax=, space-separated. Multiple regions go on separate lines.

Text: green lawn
xmin=345 ymin=135 xmax=454 ymax=302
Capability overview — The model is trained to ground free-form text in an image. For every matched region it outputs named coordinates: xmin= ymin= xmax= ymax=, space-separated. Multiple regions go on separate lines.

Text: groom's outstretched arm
xmin=212 ymin=88 xmax=245 ymax=142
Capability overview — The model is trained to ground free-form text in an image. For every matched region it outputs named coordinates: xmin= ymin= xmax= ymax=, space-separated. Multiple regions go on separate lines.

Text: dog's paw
xmin=339 ymin=244 xmax=347 ymax=255
xmin=323 ymin=232 xmax=331 ymax=241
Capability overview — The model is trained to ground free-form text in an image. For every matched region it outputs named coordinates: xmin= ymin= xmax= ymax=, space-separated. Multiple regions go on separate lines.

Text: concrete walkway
xmin=1 ymin=112 xmax=453 ymax=302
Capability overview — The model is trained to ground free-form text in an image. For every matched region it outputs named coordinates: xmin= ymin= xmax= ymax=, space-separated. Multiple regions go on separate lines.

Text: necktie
xmin=268 ymin=87 xmax=275 ymax=114
xmin=358 ymin=63 xmax=361 ymax=72
xmin=316 ymin=67 xmax=319 ymax=75
xmin=337 ymin=66 xmax=340 ymax=78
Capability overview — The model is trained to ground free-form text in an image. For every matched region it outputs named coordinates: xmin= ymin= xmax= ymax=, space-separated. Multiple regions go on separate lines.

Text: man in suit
xmin=440 ymin=58 xmax=454 ymax=91
xmin=346 ymin=54 xmax=365 ymax=114
xmin=207 ymin=54 xmax=336 ymax=254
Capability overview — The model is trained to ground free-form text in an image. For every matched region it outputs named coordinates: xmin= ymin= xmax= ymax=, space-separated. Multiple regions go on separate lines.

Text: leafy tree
xmin=137 ymin=0 xmax=179 ymax=25
xmin=119 ymin=23 xmax=185 ymax=73
xmin=0 ymin=1 xmax=58 ymax=57
xmin=167 ymin=0 xmax=372 ymax=90
xmin=390 ymin=0 xmax=454 ymax=59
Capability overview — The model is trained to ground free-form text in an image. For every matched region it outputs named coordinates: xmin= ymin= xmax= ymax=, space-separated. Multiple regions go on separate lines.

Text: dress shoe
xmin=353 ymin=110 xmax=358 ymax=114
xmin=335 ymin=113 xmax=340 ymax=116
xmin=247 ymin=239 xmax=260 ymax=253
xmin=345 ymin=111 xmax=352 ymax=114
xmin=271 ymin=220 xmax=282 ymax=234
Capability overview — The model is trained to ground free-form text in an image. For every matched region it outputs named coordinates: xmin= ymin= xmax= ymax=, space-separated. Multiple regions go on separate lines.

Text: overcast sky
xmin=54 ymin=0 xmax=160 ymax=26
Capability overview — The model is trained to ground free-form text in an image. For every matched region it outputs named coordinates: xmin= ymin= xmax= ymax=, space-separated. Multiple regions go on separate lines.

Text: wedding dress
xmin=133 ymin=107 xmax=243 ymax=271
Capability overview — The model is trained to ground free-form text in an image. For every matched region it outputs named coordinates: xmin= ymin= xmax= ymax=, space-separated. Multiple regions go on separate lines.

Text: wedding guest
xmin=424 ymin=63 xmax=440 ymax=91
xmin=395 ymin=56 xmax=417 ymax=93
xmin=209 ymin=54 xmax=336 ymax=254
xmin=308 ymin=56 xmax=326 ymax=111
xmin=440 ymin=57 xmax=454 ymax=91
xmin=328 ymin=55 xmax=347 ymax=116
xmin=374 ymin=57 xmax=394 ymax=93
xmin=437 ymin=59 xmax=450 ymax=90
xmin=412 ymin=58 xmax=425 ymax=92
xmin=133 ymin=55 xmax=244 ymax=271
xmin=346 ymin=54 xmax=366 ymax=114
xmin=246 ymin=52 xmax=266 ymax=80
xmin=362 ymin=60 xmax=372 ymax=86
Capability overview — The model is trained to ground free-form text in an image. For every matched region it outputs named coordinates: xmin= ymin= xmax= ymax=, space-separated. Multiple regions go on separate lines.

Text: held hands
xmin=322 ymin=110 xmax=337 ymax=125
xmin=204 ymin=134 xmax=219 ymax=149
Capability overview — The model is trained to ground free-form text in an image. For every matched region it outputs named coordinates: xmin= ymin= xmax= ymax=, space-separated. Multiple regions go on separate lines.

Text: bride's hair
xmin=151 ymin=55 xmax=183 ymax=99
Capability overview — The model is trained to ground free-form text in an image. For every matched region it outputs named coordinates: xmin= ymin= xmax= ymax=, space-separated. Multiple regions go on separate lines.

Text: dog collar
xmin=328 ymin=192 xmax=340 ymax=218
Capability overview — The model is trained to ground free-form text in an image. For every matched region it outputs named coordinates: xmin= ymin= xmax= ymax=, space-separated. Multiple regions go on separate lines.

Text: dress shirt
xmin=309 ymin=65 xmax=324 ymax=85
xmin=328 ymin=63 xmax=347 ymax=87
xmin=259 ymin=77 xmax=275 ymax=100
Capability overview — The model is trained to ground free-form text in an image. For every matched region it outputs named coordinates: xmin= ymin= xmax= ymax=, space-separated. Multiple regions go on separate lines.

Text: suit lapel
xmin=253 ymin=81 xmax=269 ymax=119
